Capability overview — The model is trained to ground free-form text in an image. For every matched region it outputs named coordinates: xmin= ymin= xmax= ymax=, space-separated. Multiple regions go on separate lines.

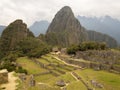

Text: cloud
xmin=0 ymin=0 xmax=120 ymax=26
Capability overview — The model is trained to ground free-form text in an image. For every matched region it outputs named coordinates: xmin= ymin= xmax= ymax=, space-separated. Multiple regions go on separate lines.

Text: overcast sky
xmin=0 ymin=0 xmax=120 ymax=26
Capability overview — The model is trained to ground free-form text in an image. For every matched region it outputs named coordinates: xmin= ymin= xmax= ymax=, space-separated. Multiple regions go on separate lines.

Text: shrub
xmin=67 ymin=44 xmax=79 ymax=54
xmin=67 ymin=41 xmax=107 ymax=54
xmin=0 ymin=60 xmax=16 ymax=72
xmin=17 ymin=37 xmax=51 ymax=58
xmin=15 ymin=66 xmax=27 ymax=74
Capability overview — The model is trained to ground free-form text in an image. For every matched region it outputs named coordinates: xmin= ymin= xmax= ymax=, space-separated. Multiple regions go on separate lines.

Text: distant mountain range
xmin=28 ymin=15 xmax=120 ymax=44
xmin=0 ymin=10 xmax=119 ymax=46
xmin=38 ymin=6 xmax=117 ymax=47
xmin=0 ymin=25 xmax=6 ymax=36
xmin=29 ymin=20 xmax=49 ymax=36
xmin=77 ymin=15 xmax=120 ymax=44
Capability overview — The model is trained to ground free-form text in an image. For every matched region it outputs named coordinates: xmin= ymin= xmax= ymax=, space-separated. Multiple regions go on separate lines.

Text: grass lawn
xmin=42 ymin=55 xmax=64 ymax=64
xmin=36 ymin=58 xmax=50 ymax=65
xmin=47 ymin=72 xmax=76 ymax=86
xmin=16 ymin=57 xmax=48 ymax=74
xmin=28 ymin=84 xmax=61 ymax=90
xmin=51 ymin=70 xmax=62 ymax=76
xmin=16 ymin=56 xmax=120 ymax=90
xmin=56 ymin=67 xmax=69 ymax=72
xmin=34 ymin=73 xmax=56 ymax=82
xmin=75 ymin=69 xmax=120 ymax=90
xmin=66 ymin=81 xmax=87 ymax=90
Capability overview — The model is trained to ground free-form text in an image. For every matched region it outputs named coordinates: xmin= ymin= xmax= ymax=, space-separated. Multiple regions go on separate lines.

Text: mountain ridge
xmin=77 ymin=15 xmax=120 ymax=44
xmin=44 ymin=6 xmax=118 ymax=47
xmin=29 ymin=20 xmax=49 ymax=36
xmin=0 ymin=25 xmax=6 ymax=36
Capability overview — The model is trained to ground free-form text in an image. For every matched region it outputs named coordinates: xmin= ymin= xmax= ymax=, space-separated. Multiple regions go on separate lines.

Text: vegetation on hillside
xmin=0 ymin=20 xmax=51 ymax=73
xmin=67 ymin=41 xmax=107 ymax=54
xmin=16 ymin=37 xmax=51 ymax=58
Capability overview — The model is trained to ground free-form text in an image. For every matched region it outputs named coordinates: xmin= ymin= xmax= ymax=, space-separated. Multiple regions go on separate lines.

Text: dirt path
xmin=1 ymin=72 xmax=18 ymax=90
xmin=70 ymin=72 xmax=79 ymax=81
xmin=37 ymin=82 xmax=53 ymax=88
xmin=52 ymin=55 xmax=82 ymax=68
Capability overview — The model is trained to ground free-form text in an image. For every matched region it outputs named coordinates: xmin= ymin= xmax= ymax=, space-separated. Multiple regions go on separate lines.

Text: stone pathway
xmin=0 ymin=72 xmax=18 ymax=90
xmin=52 ymin=55 xmax=82 ymax=68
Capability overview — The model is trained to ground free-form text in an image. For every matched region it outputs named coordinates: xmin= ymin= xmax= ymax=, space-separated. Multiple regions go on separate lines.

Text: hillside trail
xmin=51 ymin=55 xmax=82 ymax=69
xmin=0 ymin=72 xmax=18 ymax=90
xmin=70 ymin=72 xmax=79 ymax=81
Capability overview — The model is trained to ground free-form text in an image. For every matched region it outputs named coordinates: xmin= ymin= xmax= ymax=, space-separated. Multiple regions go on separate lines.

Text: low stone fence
xmin=33 ymin=71 xmax=50 ymax=77
xmin=112 ymin=65 xmax=120 ymax=72
xmin=59 ymin=56 xmax=120 ymax=73
xmin=0 ymin=69 xmax=8 ymax=84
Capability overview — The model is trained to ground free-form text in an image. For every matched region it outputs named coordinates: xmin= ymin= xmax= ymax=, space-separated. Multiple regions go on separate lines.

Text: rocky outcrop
xmin=87 ymin=30 xmax=118 ymax=47
xmin=46 ymin=6 xmax=88 ymax=46
xmin=0 ymin=19 xmax=34 ymax=52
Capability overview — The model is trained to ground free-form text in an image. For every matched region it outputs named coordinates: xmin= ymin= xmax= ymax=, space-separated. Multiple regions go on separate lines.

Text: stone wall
xmin=75 ymin=50 xmax=120 ymax=72
xmin=59 ymin=56 xmax=120 ymax=73
xmin=112 ymin=65 xmax=120 ymax=72
xmin=0 ymin=69 xmax=8 ymax=84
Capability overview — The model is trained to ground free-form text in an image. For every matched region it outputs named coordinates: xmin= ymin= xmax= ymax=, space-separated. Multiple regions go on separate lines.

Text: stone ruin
xmin=56 ymin=79 xmax=66 ymax=87
xmin=0 ymin=69 xmax=8 ymax=84
xmin=90 ymin=80 xmax=103 ymax=88
xmin=29 ymin=75 xmax=36 ymax=87
xmin=19 ymin=74 xmax=36 ymax=87
xmin=19 ymin=73 xmax=26 ymax=81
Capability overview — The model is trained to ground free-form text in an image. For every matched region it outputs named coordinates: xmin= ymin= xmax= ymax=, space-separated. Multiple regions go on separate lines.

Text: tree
xmin=67 ymin=44 xmax=79 ymax=54
xmin=17 ymin=37 xmax=51 ymax=58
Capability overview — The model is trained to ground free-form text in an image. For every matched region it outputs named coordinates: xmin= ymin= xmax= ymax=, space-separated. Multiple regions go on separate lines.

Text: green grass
xmin=75 ymin=69 xmax=120 ymax=90
xmin=58 ymin=72 xmax=76 ymax=82
xmin=56 ymin=67 xmax=69 ymax=72
xmin=16 ymin=57 xmax=47 ymax=74
xmin=16 ymin=79 xmax=23 ymax=90
xmin=34 ymin=73 xmax=55 ymax=83
xmin=47 ymin=72 xmax=76 ymax=86
xmin=16 ymin=55 xmax=120 ymax=90
xmin=28 ymin=84 xmax=61 ymax=90
xmin=51 ymin=70 xmax=62 ymax=76
xmin=47 ymin=66 xmax=55 ymax=70
xmin=66 ymin=81 xmax=87 ymax=90
xmin=64 ymin=65 xmax=74 ymax=71
xmin=36 ymin=58 xmax=49 ymax=64
xmin=42 ymin=55 xmax=64 ymax=64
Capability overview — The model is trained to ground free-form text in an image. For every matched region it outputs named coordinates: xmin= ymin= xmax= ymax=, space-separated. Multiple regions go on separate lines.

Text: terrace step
xmin=71 ymin=72 xmax=93 ymax=90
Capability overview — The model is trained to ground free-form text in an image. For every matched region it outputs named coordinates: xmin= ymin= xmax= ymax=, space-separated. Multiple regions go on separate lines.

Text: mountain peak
xmin=46 ymin=6 xmax=88 ymax=46
xmin=13 ymin=19 xmax=23 ymax=24
xmin=56 ymin=6 xmax=74 ymax=18
xmin=29 ymin=20 xmax=49 ymax=36
xmin=0 ymin=19 xmax=34 ymax=52
xmin=60 ymin=6 xmax=72 ymax=12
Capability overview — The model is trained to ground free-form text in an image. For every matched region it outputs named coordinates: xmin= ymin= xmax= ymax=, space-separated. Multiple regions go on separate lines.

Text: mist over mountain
xmin=0 ymin=25 xmax=6 ymax=36
xmin=77 ymin=15 xmax=120 ymax=44
xmin=29 ymin=20 xmax=49 ymax=36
